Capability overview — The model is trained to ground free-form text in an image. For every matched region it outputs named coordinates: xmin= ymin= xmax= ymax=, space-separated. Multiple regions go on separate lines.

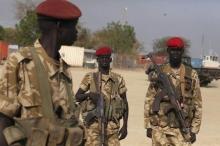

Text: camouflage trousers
xmin=85 ymin=121 xmax=120 ymax=146
xmin=151 ymin=126 xmax=191 ymax=146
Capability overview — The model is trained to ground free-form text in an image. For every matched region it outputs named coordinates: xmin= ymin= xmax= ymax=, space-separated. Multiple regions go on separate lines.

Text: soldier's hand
xmin=146 ymin=128 xmax=152 ymax=138
xmin=89 ymin=92 xmax=100 ymax=104
xmin=145 ymin=63 xmax=155 ymax=75
xmin=118 ymin=125 xmax=127 ymax=140
xmin=190 ymin=132 xmax=196 ymax=143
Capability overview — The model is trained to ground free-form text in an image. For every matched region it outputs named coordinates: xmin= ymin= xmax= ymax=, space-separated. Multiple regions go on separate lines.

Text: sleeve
xmin=144 ymin=83 xmax=156 ymax=129
xmin=191 ymin=71 xmax=202 ymax=134
xmin=79 ymin=73 xmax=91 ymax=92
xmin=118 ymin=76 xmax=127 ymax=95
xmin=0 ymin=54 xmax=21 ymax=117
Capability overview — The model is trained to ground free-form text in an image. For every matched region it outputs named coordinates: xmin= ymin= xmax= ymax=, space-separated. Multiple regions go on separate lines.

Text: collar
xmin=34 ymin=40 xmax=59 ymax=65
xmin=34 ymin=40 xmax=72 ymax=81
xmin=97 ymin=70 xmax=117 ymax=83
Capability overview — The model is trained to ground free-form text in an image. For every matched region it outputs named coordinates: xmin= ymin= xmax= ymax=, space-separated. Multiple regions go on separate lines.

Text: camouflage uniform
xmin=144 ymin=63 xmax=202 ymax=146
xmin=0 ymin=41 xmax=83 ymax=146
xmin=79 ymin=72 xmax=127 ymax=146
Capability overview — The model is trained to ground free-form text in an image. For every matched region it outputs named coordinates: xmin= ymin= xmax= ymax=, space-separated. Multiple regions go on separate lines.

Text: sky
xmin=1 ymin=0 xmax=220 ymax=58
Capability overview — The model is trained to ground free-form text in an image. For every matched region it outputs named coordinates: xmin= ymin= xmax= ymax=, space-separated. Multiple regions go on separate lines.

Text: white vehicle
xmin=202 ymin=55 xmax=220 ymax=69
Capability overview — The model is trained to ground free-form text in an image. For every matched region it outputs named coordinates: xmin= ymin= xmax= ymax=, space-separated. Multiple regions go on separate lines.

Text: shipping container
xmin=59 ymin=46 xmax=84 ymax=66
xmin=0 ymin=41 xmax=9 ymax=61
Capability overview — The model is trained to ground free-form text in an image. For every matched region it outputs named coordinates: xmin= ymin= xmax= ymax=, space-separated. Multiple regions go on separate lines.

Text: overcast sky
xmin=1 ymin=0 xmax=220 ymax=58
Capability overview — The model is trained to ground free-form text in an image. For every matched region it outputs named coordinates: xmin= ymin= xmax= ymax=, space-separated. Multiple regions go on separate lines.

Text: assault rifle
xmin=146 ymin=53 xmax=191 ymax=141
xmin=84 ymin=72 xmax=106 ymax=146
xmin=97 ymin=72 xmax=106 ymax=146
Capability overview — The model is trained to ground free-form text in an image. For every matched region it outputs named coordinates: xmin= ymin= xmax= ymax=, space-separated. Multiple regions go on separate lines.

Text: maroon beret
xmin=167 ymin=37 xmax=184 ymax=49
xmin=36 ymin=0 xmax=81 ymax=20
xmin=96 ymin=47 xmax=112 ymax=56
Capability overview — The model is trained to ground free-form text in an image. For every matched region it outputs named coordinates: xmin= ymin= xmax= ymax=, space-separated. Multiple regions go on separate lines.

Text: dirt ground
xmin=1 ymin=65 xmax=220 ymax=146
xmin=69 ymin=67 xmax=220 ymax=146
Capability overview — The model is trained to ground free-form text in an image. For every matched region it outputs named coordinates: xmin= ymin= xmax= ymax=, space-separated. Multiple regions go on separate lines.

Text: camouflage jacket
xmin=144 ymin=63 xmax=202 ymax=134
xmin=80 ymin=71 xmax=127 ymax=97
xmin=80 ymin=72 xmax=127 ymax=117
xmin=0 ymin=41 xmax=76 ymax=120
xmin=79 ymin=71 xmax=127 ymax=135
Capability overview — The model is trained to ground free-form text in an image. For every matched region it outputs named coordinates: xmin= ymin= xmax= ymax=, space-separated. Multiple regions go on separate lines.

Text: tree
xmin=74 ymin=23 xmax=93 ymax=49
xmin=15 ymin=0 xmax=36 ymax=19
xmin=91 ymin=21 xmax=140 ymax=68
xmin=92 ymin=21 xmax=140 ymax=54
xmin=4 ymin=27 xmax=18 ymax=44
xmin=152 ymin=36 xmax=190 ymax=55
xmin=16 ymin=10 xmax=40 ymax=46
xmin=0 ymin=25 xmax=5 ymax=40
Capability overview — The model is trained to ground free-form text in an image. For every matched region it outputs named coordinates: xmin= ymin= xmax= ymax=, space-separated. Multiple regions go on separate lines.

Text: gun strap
xmin=93 ymin=72 xmax=100 ymax=92
xmin=162 ymin=64 xmax=192 ymax=98
xmin=180 ymin=65 xmax=192 ymax=98
xmin=63 ymin=76 xmax=75 ymax=112
xmin=30 ymin=47 xmax=55 ymax=120
xmin=179 ymin=64 xmax=186 ymax=98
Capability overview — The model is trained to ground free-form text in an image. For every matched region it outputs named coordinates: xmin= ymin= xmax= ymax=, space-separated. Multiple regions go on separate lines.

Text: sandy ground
xmin=1 ymin=65 xmax=220 ymax=146
xmin=69 ymin=67 xmax=220 ymax=146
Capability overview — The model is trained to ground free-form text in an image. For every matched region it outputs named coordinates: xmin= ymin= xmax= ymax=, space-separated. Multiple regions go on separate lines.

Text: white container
xmin=59 ymin=46 xmax=85 ymax=66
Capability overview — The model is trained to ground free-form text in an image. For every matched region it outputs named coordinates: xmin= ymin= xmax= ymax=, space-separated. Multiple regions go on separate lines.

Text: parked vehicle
xmin=184 ymin=55 xmax=220 ymax=86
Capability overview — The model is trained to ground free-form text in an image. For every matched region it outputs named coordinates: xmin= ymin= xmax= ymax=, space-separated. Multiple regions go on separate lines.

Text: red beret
xmin=96 ymin=47 xmax=112 ymax=56
xmin=167 ymin=37 xmax=184 ymax=49
xmin=36 ymin=0 xmax=81 ymax=20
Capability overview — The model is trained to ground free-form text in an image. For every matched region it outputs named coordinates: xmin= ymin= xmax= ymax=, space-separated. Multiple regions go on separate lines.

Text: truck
xmin=0 ymin=41 xmax=8 ymax=64
xmin=183 ymin=55 xmax=220 ymax=87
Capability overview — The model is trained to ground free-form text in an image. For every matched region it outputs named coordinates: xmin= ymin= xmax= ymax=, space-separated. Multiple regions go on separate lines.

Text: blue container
xmin=191 ymin=58 xmax=202 ymax=68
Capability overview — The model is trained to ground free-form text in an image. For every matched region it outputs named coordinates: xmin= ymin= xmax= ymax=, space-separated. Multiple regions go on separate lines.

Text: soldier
xmin=75 ymin=46 xmax=128 ymax=146
xmin=144 ymin=37 xmax=202 ymax=146
xmin=0 ymin=0 xmax=84 ymax=146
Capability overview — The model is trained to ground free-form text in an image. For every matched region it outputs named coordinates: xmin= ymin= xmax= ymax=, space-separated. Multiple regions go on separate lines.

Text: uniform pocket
xmin=18 ymin=95 xmax=42 ymax=118
xmin=3 ymin=125 xmax=26 ymax=145
xmin=26 ymin=128 xmax=49 ymax=146
xmin=111 ymin=96 xmax=125 ymax=120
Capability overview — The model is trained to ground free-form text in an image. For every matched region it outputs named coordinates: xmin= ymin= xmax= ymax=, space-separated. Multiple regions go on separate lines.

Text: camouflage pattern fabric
xmin=0 ymin=40 xmax=82 ymax=145
xmin=80 ymin=72 xmax=127 ymax=97
xmin=80 ymin=72 xmax=127 ymax=145
xmin=144 ymin=63 xmax=202 ymax=144
xmin=85 ymin=121 xmax=120 ymax=146
xmin=0 ymin=40 xmax=75 ymax=119
xmin=152 ymin=126 xmax=191 ymax=146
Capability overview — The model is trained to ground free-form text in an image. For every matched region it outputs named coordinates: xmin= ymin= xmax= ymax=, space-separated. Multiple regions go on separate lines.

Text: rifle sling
xmin=30 ymin=47 xmax=55 ymax=120
xmin=61 ymin=74 xmax=75 ymax=112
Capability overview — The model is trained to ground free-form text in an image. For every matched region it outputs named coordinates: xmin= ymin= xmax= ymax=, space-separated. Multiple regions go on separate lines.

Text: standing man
xmin=75 ymin=46 xmax=128 ymax=146
xmin=0 ymin=0 xmax=84 ymax=146
xmin=144 ymin=37 xmax=202 ymax=146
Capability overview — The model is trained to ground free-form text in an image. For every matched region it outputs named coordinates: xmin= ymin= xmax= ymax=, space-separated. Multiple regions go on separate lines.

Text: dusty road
xmin=1 ymin=65 xmax=220 ymax=146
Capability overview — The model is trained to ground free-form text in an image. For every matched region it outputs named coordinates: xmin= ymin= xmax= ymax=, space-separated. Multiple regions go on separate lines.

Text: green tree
xmin=92 ymin=21 xmax=140 ymax=54
xmin=16 ymin=10 xmax=40 ymax=46
xmin=4 ymin=27 xmax=18 ymax=44
xmin=74 ymin=23 xmax=93 ymax=48
xmin=0 ymin=25 xmax=5 ymax=40
xmin=15 ymin=0 xmax=36 ymax=19
xmin=152 ymin=36 xmax=190 ymax=55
